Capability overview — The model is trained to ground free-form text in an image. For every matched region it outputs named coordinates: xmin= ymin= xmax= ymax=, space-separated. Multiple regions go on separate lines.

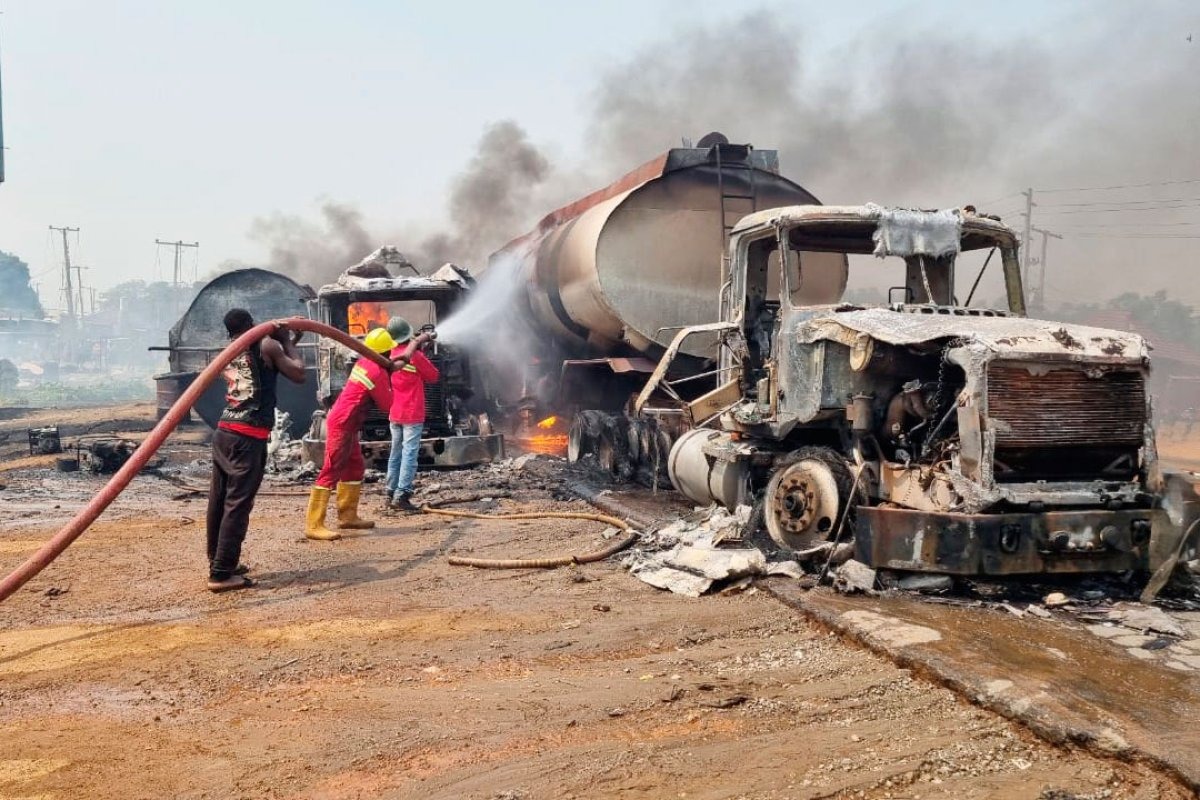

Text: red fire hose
xmin=0 ymin=318 xmax=392 ymax=604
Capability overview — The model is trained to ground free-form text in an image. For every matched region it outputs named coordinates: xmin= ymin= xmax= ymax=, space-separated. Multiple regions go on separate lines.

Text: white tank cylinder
xmin=668 ymin=428 xmax=749 ymax=509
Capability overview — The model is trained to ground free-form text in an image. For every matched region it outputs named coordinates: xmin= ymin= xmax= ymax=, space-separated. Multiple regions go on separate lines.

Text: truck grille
xmin=987 ymin=363 xmax=1146 ymax=481
xmin=361 ymin=356 xmax=451 ymax=440
xmin=423 ymin=356 xmax=451 ymax=435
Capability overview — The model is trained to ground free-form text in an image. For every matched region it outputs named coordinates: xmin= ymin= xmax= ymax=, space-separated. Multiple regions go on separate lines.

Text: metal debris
xmin=27 ymin=426 xmax=62 ymax=455
xmin=1106 ymin=603 xmax=1186 ymax=638
xmin=624 ymin=505 xmax=803 ymax=596
xmin=82 ymin=439 xmax=138 ymax=474
xmin=1043 ymin=592 xmax=1071 ymax=607
xmin=834 ymin=559 xmax=878 ymax=594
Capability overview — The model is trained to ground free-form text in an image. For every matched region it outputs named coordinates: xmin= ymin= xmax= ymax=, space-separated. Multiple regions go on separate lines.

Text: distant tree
xmin=1110 ymin=291 xmax=1199 ymax=346
xmin=1052 ymin=291 xmax=1200 ymax=349
xmin=0 ymin=251 xmax=46 ymax=318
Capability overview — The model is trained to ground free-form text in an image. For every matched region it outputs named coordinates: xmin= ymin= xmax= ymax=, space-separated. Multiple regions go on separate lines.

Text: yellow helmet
xmin=363 ymin=327 xmax=397 ymax=354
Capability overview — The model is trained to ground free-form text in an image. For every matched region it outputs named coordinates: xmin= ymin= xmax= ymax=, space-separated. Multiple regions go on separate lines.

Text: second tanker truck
xmin=486 ymin=133 xmax=1198 ymax=580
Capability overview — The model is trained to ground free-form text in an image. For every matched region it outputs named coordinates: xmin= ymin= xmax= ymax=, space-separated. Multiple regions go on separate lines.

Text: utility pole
xmin=1030 ymin=227 xmax=1062 ymax=313
xmin=155 ymin=239 xmax=200 ymax=288
xmin=49 ymin=225 xmax=80 ymax=326
xmin=0 ymin=15 xmax=6 ymax=185
xmin=1020 ymin=188 xmax=1035 ymax=285
xmin=72 ymin=263 xmax=89 ymax=321
xmin=155 ymin=239 xmax=199 ymax=318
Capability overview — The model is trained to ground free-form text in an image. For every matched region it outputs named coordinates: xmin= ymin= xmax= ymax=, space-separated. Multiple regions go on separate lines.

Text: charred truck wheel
xmin=763 ymin=447 xmax=859 ymax=551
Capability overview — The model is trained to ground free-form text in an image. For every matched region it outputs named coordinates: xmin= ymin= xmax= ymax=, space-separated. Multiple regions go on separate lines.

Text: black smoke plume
xmin=240 ymin=200 xmax=376 ymax=289
xmin=417 ymin=120 xmax=552 ymax=268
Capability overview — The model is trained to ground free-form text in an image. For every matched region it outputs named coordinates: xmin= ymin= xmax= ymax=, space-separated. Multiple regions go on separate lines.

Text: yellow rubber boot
xmin=336 ymin=481 xmax=375 ymax=530
xmin=305 ymin=486 xmax=341 ymax=541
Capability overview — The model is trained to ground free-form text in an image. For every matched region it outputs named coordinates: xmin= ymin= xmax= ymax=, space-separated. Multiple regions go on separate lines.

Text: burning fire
xmin=518 ymin=415 xmax=568 ymax=455
xmin=348 ymin=301 xmax=390 ymax=336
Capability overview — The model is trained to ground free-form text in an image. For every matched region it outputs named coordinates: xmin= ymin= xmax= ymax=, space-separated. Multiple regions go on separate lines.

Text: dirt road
xmin=0 ymin=434 xmax=1192 ymax=800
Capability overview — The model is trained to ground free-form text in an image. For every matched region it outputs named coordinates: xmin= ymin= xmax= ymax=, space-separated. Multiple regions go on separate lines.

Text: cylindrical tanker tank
xmin=491 ymin=139 xmax=847 ymax=364
xmin=153 ymin=268 xmax=318 ymax=437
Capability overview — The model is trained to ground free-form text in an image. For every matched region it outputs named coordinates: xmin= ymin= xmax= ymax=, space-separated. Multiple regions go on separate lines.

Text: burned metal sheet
xmin=795 ymin=308 xmax=1149 ymax=363
xmin=866 ymin=204 xmax=962 ymax=259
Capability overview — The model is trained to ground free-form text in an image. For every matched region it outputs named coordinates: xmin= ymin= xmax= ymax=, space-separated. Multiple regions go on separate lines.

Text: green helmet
xmin=386 ymin=316 xmax=413 ymax=343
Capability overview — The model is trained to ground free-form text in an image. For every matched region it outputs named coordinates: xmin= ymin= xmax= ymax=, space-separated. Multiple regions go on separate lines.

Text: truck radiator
xmin=987 ymin=364 xmax=1146 ymax=481
xmin=361 ymin=357 xmax=452 ymax=440
xmin=423 ymin=376 xmax=451 ymax=436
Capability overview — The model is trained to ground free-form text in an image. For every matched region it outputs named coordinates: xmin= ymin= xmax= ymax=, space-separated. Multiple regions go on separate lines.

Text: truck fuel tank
xmin=668 ymin=427 xmax=750 ymax=509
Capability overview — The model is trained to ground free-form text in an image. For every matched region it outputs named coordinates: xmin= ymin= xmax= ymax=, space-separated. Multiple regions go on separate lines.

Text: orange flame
xmin=513 ymin=415 xmax=568 ymax=455
xmin=523 ymin=433 xmax=569 ymax=455
xmin=348 ymin=301 xmax=390 ymax=336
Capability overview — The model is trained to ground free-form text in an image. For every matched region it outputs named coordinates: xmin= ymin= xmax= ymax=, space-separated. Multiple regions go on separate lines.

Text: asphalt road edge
xmin=761 ymin=578 xmax=1198 ymax=794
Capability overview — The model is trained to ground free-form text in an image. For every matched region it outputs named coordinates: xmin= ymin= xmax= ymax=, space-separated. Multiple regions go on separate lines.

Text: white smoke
xmin=437 ymin=251 xmax=542 ymax=404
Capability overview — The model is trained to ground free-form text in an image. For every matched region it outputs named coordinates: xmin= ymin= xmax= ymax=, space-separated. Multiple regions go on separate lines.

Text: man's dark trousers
xmin=206 ymin=428 xmax=268 ymax=580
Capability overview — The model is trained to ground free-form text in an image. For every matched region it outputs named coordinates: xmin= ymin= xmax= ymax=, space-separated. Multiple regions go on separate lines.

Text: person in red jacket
xmin=305 ymin=327 xmax=396 ymax=541
xmin=385 ymin=317 xmax=439 ymax=512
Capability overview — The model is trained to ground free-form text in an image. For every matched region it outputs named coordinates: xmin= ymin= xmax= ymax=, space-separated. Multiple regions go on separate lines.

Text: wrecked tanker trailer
xmin=299 ymin=249 xmax=505 ymax=469
xmin=648 ymin=204 xmax=1198 ymax=577
xmin=487 ymin=135 xmax=846 ymax=477
xmin=152 ymin=268 xmax=319 ymax=436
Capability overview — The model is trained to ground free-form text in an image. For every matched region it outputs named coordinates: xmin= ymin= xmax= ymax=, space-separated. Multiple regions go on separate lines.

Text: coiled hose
xmin=0 ymin=318 xmax=392 ymax=604
xmin=433 ymin=507 xmax=639 ymax=569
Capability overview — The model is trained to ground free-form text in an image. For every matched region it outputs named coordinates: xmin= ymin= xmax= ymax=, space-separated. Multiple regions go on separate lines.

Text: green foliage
xmin=0 ymin=251 xmax=46 ymax=318
xmin=1053 ymin=290 xmax=1200 ymax=349
xmin=0 ymin=378 xmax=153 ymax=407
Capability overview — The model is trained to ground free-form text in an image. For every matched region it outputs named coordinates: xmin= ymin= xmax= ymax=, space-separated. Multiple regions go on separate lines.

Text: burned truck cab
xmin=660 ymin=205 xmax=1195 ymax=577
xmin=300 ymin=254 xmax=504 ymax=470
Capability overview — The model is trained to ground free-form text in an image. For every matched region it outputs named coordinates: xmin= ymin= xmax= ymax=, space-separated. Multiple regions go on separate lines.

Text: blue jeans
xmin=386 ymin=422 xmax=423 ymax=499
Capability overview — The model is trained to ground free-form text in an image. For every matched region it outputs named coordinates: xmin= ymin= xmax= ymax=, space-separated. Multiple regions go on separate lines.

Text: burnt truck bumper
xmin=854 ymin=507 xmax=1164 ymax=575
xmin=301 ymin=433 xmax=506 ymax=469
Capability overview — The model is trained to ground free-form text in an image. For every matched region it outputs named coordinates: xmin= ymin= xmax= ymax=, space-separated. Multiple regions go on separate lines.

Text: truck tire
xmin=763 ymin=447 xmax=861 ymax=552
xmin=596 ymin=415 xmax=634 ymax=482
xmin=568 ymin=410 xmax=608 ymax=464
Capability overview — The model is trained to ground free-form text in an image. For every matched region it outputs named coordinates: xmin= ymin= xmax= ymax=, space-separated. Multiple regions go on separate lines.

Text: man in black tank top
xmin=206 ymin=309 xmax=306 ymax=592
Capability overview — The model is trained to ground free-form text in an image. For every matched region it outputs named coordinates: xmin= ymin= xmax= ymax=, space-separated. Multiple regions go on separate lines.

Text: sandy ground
xmin=0 ymin=407 xmax=1196 ymax=798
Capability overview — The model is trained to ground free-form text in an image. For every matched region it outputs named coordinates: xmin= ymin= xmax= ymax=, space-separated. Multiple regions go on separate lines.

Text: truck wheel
xmin=764 ymin=447 xmax=857 ymax=551
xmin=596 ymin=416 xmax=634 ymax=481
xmin=568 ymin=410 xmax=607 ymax=464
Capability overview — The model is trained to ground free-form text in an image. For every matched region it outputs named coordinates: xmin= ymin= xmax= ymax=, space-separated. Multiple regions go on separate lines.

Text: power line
xmin=1042 ymin=201 xmax=1200 ymax=215
xmin=1038 ymin=195 xmax=1200 ymax=209
xmin=1037 ymin=177 xmax=1200 ymax=193
xmin=978 ymin=192 xmax=1023 ymax=207
xmin=1064 ymin=233 xmax=1200 ymax=239
xmin=1055 ymin=221 xmax=1200 ymax=229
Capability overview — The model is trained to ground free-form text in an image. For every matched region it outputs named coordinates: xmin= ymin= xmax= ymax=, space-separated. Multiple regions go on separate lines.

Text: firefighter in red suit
xmin=305 ymin=327 xmax=397 ymax=541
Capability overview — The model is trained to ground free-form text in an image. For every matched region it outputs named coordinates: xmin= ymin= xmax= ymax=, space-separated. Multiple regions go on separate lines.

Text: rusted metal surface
xmin=854 ymin=506 xmax=1158 ymax=575
xmin=560 ymin=357 xmax=657 ymax=375
xmin=491 ymin=143 xmax=829 ymax=364
xmin=988 ymin=363 xmax=1146 ymax=448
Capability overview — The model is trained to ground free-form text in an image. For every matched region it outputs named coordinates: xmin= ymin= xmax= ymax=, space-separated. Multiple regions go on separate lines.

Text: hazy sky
xmin=0 ymin=1 xmax=1194 ymax=312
